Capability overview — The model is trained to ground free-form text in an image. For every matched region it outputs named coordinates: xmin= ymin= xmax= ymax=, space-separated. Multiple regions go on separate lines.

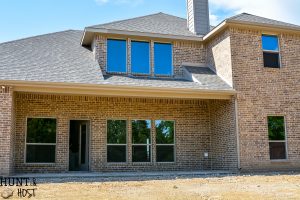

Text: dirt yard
xmin=2 ymin=173 xmax=300 ymax=200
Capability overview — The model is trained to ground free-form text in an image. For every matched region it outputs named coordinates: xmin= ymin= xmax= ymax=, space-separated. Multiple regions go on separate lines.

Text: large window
xmin=155 ymin=120 xmax=175 ymax=162
xmin=262 ymin=35 xmax=280 ymax=68
xmin=131 ymin=41 xmax=150 ymax=74
xmin=132 ymin=120 xmax=151 ymax=162
xmin=107 ymin=120 xmax=127 ymax=162
xmin=154 ymin=43 xmax=173 ymax=76
xmin=268 ymin=116 xmax=287 ymax=160
xmin=26 ymin=118 xmax=56 ymax=163
xmin=107 ymin=39 xmax=127 ymax=73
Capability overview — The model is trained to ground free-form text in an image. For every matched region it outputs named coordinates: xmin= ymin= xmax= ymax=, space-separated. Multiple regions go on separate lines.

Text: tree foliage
xmin=132 ymin=120 xmax=151 ymax=144
xmin=268 ymin=116 xmax=285 ymax=140
xmin=27 ymin=118 xmax=56 ymax=143
xmin=156 ymin=121 xmax=174 ymax=144
xmin=107 ymin=120 xmax=127 ymax=144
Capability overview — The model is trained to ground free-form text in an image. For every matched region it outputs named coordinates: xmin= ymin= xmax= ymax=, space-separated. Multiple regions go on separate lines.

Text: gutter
xmin=0 ymin=80 xmax=236 ymax=100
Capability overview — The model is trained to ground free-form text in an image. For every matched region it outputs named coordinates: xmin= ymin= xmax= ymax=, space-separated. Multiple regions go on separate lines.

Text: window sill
xmin=132 ymin=162 xmax=153 ymax=166
xmin=24 ymin=163 xmax=56 ymax=165
xmin=106 ymin=162 xmax=128 ymax=165
xmin=270 ymin=159 xmax=290 ymax=163
xmin=156 ymin=162 xmax=176 ymax=164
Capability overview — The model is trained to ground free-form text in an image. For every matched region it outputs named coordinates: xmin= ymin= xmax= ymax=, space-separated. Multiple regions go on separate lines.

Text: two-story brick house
xmin=0 ymin=0 xmax=299 ymax=176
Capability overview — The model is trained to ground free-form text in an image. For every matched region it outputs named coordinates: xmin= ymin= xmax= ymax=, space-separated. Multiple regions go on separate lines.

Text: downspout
xmin=234 ymin=96 xmax=241 ymax=170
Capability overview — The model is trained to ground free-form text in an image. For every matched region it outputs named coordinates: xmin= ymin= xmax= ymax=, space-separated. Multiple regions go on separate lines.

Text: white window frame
xmin=262 ymin=34 xmax=282 ymax=68
xmin=267 ymin=116 xmax=288 ymax=161
xmin=131 ymin=119 xmax=152 ymax=163
xmin=155 ymin=120 xmax=176 ymax=163
xmin=106 ymin=119 xmax=128 ymax=163
xmin=25 ymin=117 xmax=57 ymax=164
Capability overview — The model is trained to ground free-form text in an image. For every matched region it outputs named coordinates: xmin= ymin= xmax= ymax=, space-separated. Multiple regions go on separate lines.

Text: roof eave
xmin=1 ymin=80 xmax=236 ymax=100
xmin=81 ymin=27 xmax=203 ymax=45
xmin=203 ymin=19 xmax=300 ymax=41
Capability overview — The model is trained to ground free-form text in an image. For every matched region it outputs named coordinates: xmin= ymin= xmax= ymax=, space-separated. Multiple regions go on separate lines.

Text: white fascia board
xmin=1 ymin=80 xmax=236 ymax=100
xmin=84 ymin=28 xmax=203 ymax=42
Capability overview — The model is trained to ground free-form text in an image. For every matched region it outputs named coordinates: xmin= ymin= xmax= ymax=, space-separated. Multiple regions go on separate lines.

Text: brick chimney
xmin=187 ymin=0 xmax=210 ymax=35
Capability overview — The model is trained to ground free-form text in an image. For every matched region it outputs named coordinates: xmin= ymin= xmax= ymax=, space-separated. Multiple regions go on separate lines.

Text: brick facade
xmin=93 ymin=34 xmax=206 ymax=78
xmin=229 ymin=27 xmax=300 ymax=171
xmin=13 ymin=92 xmax=237 ymax=173
xmin=1 ymin=22 xmax=299 ymax=175
xmin=0 ymin=86 xmax=15 ymax=176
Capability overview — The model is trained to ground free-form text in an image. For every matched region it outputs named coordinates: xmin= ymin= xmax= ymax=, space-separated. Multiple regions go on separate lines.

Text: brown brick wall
xmin=229 ymin=27 xmax=300 ymax=171
xmin=13 ymin=92 xmax=236 ymax=173
xmin=94 ymin=34 xmax=206 ymax=78
xmin=0 ymin=86 xmax=15 ymax=176
xmin=209 ymin=99 xmax=238 ymax=170
xmin=206 ymin=30 xmax=233 ymax=86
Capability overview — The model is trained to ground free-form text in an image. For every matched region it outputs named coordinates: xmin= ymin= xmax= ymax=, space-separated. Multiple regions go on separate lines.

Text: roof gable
xmin=87 ymin=12 xmax=197 ymax=37
xmin=228 ymin=13 xmax=300 ymax=29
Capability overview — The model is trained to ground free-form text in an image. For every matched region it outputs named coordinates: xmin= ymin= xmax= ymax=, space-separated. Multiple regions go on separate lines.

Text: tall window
xmin=26 ymin=118 xmax=56 ymax=163
xmin=262 ymin=35 xmax=280 ymax=68
xmin=132 ymin=120 xmax=151 ymax=162
xmin=131 ymin=41 xmax=150 ymax=74
xmin=154 ymin=43 xmax=173 ymax=76
xmin=268 ymin=116 xmax=287 ymax=160
xmin=155 ymin=120 xmax=175 ymax=162
xmin=107 ymin=120 xmax=127 ymax=162
xmin=107 ymin=39 xmax=127 ymax=73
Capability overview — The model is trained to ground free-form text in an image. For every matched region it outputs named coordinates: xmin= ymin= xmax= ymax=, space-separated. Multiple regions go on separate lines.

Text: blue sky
xmin=1 ymin=0 xmax=299 ymax=43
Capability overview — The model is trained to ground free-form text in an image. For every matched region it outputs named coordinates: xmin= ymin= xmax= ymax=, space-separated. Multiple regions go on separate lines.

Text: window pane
xmin=154 ymin=43 xmax=173 ymax=76
xmin=262 ymin=35 xmax=279 ymax=51
xmin=131 ymin=41 xmax=150 ymax=74
xmin=27 ymin=118 xmax=56 ymax=143
xmin=107 ymin=39 xmax=127 ymax=73
xmin=269 ymin=142 xmax=286 ymax=160
xmin=132 ymin=120 xmax=151 ymax=144
xmin=156 ymin=146 xmax=174 ymax=162
xmin=156 ymin=120 xmax=174 ymax=144
xmin=26 ymin=145 xmax=55 ymax=163
xmin=107 ymin=120 xmax=127 ymax=144
xmin=263 ymin=52 xmax=280 ymax=68
xmin=107 ymin=145 xmax=126 ymax=162
xmin=268 ymin=116 xmax=285 ymax=140
xmin=132 ymin=145 xmax=151 ymax=162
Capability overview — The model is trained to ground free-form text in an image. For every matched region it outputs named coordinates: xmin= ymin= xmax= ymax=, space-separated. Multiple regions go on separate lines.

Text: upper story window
xmin=262 ymin=35 xmax=280 ymax=68
xmin=154 ymin=43 xmax=173 ymax=76
xmin=131 ymin=41 xmax=150 ymax=74
xmin=107 ymin=39 xmax=127 ymax=73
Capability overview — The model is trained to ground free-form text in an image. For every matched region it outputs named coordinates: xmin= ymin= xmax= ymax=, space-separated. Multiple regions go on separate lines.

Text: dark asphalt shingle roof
xmin=0 ymin=30 xmax=233 ymax=91
xmin=101 ymin=65 xmax=233 ymax=90
xmin=0 ymin=30 xmax=104 ymax=84
xmin=228 ymin=13 xmax=300 ymax=29
xmin=87 ymin=12 xmax=200 ymax=37
xmin=102 ymin=72 xmax=232 ymax=90
xmin=183 ymin=66 xmax=232 ymax=90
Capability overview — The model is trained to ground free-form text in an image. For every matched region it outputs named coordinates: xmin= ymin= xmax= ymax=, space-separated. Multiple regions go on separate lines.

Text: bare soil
xmin=2 ymin=173 xmax=300 ymax=200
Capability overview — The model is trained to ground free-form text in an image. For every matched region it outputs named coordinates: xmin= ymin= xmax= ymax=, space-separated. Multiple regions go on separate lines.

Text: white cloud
xmin=95 ymin=0 xmax=143 ymax=6
xmin=209 ymin=13 xmax=219 ymax=26
xmin=210 ymin=0 xmax=300 ymax=25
